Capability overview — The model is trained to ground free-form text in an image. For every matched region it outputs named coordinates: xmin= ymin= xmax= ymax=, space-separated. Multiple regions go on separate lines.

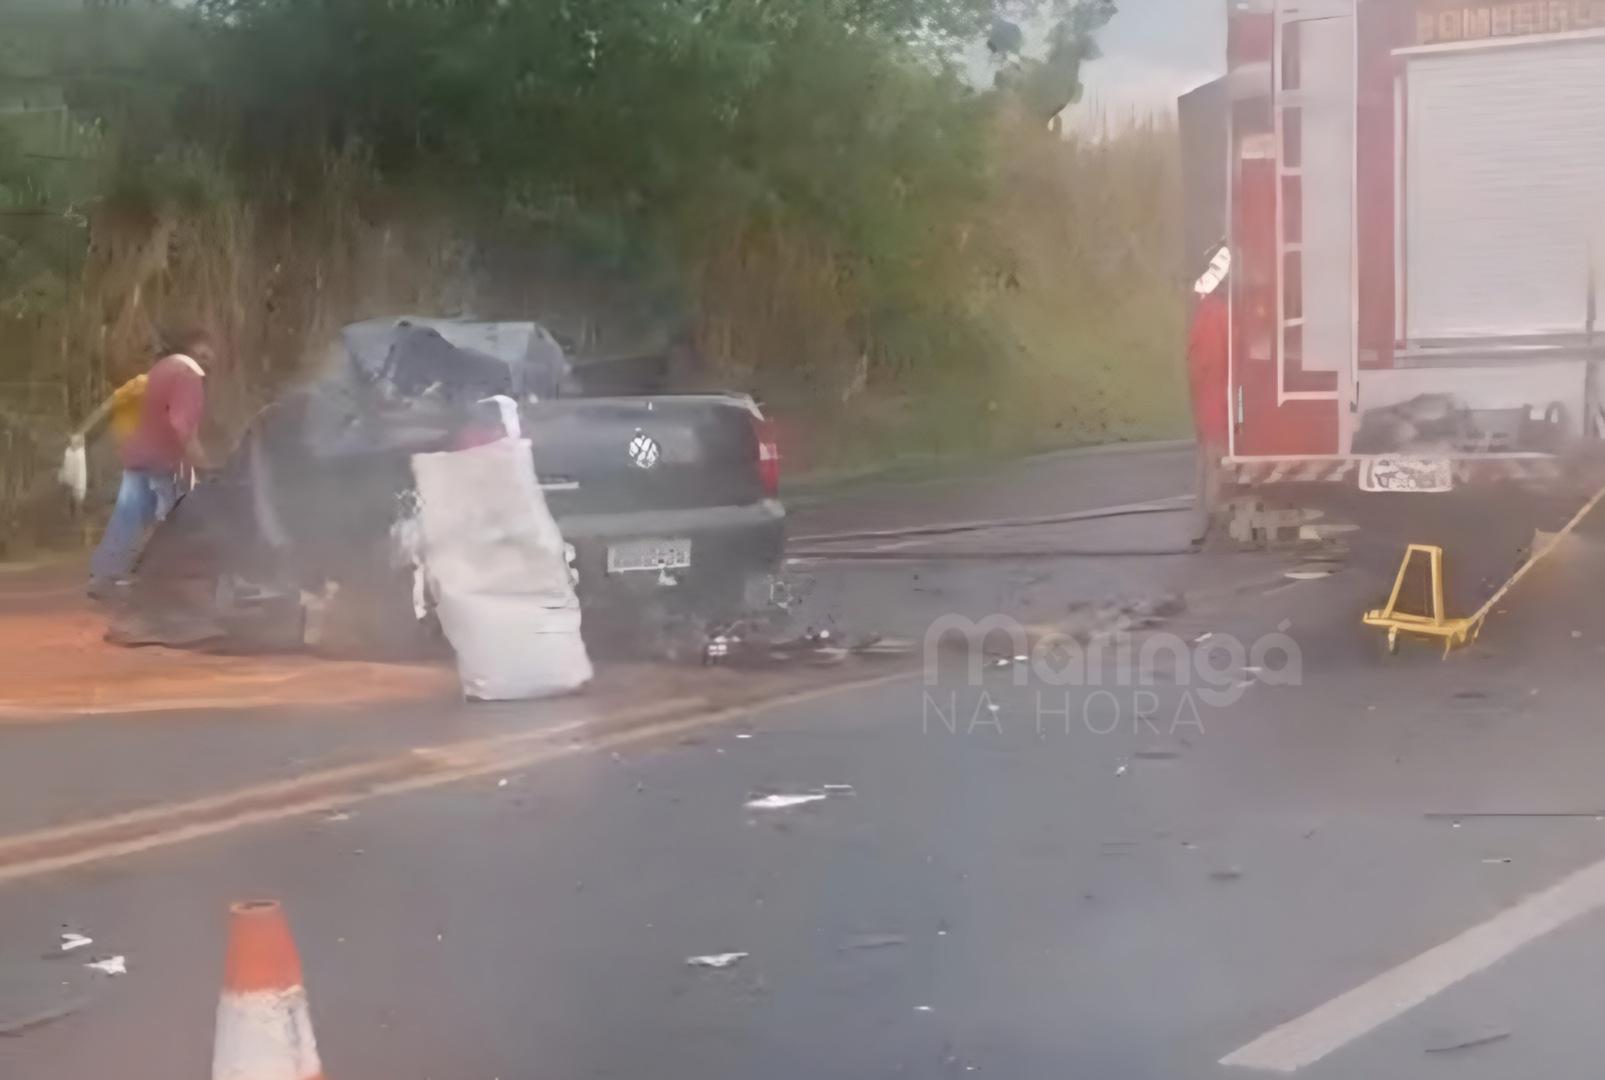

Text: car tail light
xmin=754 ymin=416 xmax=781 ymax=497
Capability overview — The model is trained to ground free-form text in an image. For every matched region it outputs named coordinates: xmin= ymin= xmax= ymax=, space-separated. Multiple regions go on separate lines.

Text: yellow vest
xmin=108 ymin=374 xmax=148 ymax=444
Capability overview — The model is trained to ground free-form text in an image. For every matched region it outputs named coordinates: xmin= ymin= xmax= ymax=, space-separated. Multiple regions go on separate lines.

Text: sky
xmin=1070 ymin=0 xmax=1227 ymax=117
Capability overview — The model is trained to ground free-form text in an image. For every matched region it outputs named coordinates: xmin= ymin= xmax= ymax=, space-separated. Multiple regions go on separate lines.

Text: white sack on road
xmin=411 ymin=437 xmax=592 ymax=700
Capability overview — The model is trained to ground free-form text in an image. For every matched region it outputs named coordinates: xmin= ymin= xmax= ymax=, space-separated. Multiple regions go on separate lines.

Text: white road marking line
xmin=1221 ymin=854 xmax=1605 ymax=1072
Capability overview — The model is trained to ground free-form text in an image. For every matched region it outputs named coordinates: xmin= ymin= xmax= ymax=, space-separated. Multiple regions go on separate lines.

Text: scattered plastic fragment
xmin=1114 ymin=764 xmax=1128 ymax=777
xmin=915 ymin=1005 xmax=934 ymax=1013
xmin=59 ymin=933 xmax=93 ymax=953
xmin=84 ymin=956 xmax=127 ymax=976
xmin=687 ymin=953 xmax=748 ymax=969
xmin=840 ymin=934 xmax=908 ymax=951
xmin=746 ymin=793 xmax=828 ymax=810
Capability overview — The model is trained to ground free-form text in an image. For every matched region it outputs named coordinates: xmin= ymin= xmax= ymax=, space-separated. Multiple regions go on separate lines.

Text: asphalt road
xmin=786 ymin=441 xmax=1195 ymax=539
xmin=8 ymin=446 xmax=1605 ymax=1078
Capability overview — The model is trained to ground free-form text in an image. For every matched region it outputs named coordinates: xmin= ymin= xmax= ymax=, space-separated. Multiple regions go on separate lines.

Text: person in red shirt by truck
xmin=1186 ymin=245 xmax=1230 ymax=543
xmin=87 ymin=330 xmax=215 ymax=599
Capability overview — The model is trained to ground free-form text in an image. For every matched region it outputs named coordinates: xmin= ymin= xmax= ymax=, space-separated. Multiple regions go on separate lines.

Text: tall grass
xmin=0 ymin=148 xmax=468 ymax=555
xmin=787 ymin=108 xmax=1190 ymax=473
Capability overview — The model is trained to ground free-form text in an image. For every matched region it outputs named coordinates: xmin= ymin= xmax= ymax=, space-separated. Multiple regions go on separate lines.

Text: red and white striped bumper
xmin=1226 ymin=455 xmax=1563 ymax=488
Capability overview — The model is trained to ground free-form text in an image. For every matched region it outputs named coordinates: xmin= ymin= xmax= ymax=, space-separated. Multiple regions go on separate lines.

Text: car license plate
xmin=607 ymin=538 xmax=693 ymax=573
xmin=1359 ymin=456 xmax=1454 ymax=493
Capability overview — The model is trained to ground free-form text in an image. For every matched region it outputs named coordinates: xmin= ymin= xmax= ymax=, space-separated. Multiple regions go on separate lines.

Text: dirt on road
xmin=0 ymin=559 xmax=458 ymax=720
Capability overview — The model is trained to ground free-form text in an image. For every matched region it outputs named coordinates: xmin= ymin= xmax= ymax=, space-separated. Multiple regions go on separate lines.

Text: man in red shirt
xmin=1186 ymin=246 xmax=1231 ymax=543
xmin=88 ymin=331 xmax=215 ymax=599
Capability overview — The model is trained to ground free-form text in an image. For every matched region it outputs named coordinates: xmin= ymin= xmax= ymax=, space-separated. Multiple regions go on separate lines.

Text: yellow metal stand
xmin=1363 ymin=478 xmax=1605 ymax=658
xmin=1362 ymin=544 xmax=1482 ymax=657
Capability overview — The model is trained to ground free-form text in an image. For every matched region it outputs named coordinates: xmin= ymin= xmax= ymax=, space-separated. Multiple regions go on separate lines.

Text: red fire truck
xmin=1180 ymin=0 xmax=1605 ymax=495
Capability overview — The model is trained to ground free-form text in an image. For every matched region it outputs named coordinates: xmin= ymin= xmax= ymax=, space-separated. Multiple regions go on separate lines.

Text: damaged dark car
xmin=112 ymin=317 xmax=786 ymax=656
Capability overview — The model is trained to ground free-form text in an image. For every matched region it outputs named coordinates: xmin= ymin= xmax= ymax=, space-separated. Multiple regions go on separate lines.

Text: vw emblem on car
xmin=628 ymin=433 xmax=661 ymax=470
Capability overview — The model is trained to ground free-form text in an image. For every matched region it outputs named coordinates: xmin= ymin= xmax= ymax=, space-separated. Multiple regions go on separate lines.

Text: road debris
xmin=0 ymin=999 xmax=84 ymax=1038
xmin=820 ymin=784 xmax=855 ymax=793
xmin=84 ymin=955 xmax=127 ymax=976
xmin=746 ymin=793 xmax=829 ymax=810
xmin=686 ymin=952 xmax=748 ymax=969
xmin=1481 ymin=857 xmax=1512 ymax=865
xmin=840 ymin=934 xmax=909 ymax=951
xmin=57 ymin=932 xmax=93 ymax=953
xmin=1424 ymin=1028 xmax=1510 ymax=1054
xmin=321 ymin=811 xmax=353 ymax=823
xmin=915 ymin=1005 xmax=934 ymax=1013
xmin=1114 ymin=764 xmax=1129 ymax=777
xmin=735 ymin=733 xmax=753 ymax=740
xmin=703 ymin=625 xmax=897 ymax=669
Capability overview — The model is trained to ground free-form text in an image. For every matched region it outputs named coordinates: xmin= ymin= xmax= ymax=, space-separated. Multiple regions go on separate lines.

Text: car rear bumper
xmin=558 ymin=499 xmax=786 ymax=615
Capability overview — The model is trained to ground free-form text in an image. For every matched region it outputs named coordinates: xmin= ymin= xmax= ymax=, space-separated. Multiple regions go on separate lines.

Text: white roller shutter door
xmin=1404 ymin=36 xmax=1605 ymax=341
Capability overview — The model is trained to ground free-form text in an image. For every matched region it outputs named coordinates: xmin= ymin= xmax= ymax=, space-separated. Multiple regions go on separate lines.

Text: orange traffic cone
xmin=213 ymin=900 xmax=326 ymax=1080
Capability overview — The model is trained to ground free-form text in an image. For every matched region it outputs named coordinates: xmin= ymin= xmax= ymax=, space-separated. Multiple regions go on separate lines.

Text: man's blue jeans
xmin=89 ymin=469 xmax=182 ymax=585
